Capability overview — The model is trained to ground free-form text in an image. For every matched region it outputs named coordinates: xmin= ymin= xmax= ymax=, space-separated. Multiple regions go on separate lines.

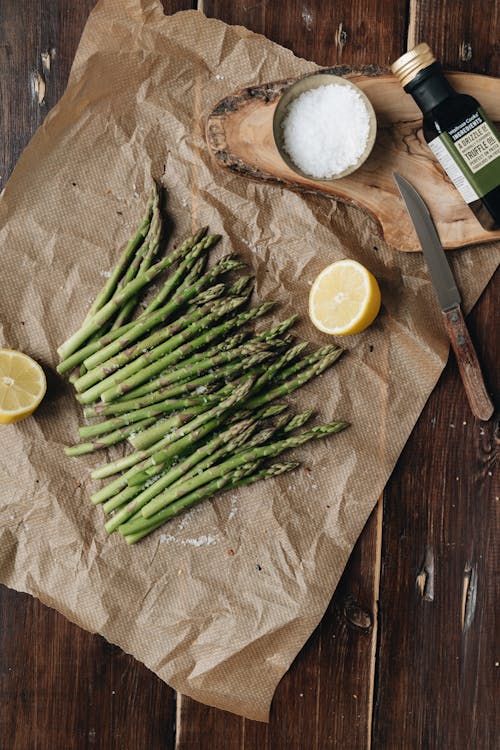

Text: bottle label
xmin=428 ymin=107 xmax=500 ymax=204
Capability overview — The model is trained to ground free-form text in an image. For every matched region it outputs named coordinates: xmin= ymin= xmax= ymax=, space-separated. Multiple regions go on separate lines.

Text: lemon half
xmin=0 ymin=349 xmax=47 ymax=424
xmin=309 ymin=259 xmax=381 ymax=336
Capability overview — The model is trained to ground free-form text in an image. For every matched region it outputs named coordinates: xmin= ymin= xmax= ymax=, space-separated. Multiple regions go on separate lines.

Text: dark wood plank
xmin=408 ymin=0 xmax=500 ymax=76
xmin=0 ymin=2 xmax=193 ymax=749
xmin=372 ymin=5 xmax=500 ymax=747
xmin=0 ymin=0 xmax=95 ymax=191
xmin=0 ymin=586 xmax=175 ymax=749
xmin=373 ymin=271 xmax=499 ymax=749
xmin=203 ymin=0 xmax=408 ymax=67
xmin=177 ymin=503 xmax=382 ymax=750
xmin=0 ymin=0 xmax=195 ymax=188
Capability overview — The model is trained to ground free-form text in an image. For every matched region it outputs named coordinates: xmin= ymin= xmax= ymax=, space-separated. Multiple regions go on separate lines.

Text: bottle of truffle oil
xmin=392 ymin=43 xmax=500 ymax=230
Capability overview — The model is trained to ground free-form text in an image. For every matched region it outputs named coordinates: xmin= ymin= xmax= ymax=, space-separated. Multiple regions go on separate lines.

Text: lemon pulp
xmin=309 ymin=259 xmax=381 ymax=336
xmin=0 ymin=349 xmax=47 ymax=424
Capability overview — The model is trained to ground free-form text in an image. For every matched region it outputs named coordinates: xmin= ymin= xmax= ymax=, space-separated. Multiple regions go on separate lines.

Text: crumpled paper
xmin=0 ymin=0 xmax=498 ymax=722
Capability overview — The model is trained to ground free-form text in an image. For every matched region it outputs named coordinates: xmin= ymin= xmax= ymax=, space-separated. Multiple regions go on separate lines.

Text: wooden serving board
xmin=206 ymin=67 xmax=500 ymax=252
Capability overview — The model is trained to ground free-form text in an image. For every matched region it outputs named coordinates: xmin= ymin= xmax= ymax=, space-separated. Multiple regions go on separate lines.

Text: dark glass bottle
xmin=392 ymin=44 xmax=500 ymax=230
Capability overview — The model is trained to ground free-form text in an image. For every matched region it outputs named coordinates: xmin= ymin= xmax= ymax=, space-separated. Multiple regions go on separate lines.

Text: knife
xmin=393 ymin=172 xmax=494 ymax=421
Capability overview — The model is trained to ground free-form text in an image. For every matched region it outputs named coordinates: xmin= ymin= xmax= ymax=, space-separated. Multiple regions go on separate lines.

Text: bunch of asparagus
xmin=57 ymin=185 xmax=349 ymax=544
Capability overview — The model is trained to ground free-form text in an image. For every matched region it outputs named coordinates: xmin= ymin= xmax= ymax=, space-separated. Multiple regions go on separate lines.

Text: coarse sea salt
xmin=282 ymin=84 xmax=370 ymax=179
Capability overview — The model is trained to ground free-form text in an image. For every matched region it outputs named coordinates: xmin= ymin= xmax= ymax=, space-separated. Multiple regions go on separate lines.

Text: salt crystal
xmin=184 ymin=535 xmax=217 ymax=547
xmin=99 ymin=270 xmax=111 ymax=278
xmin=159 ymin=532 xmax=217 ymax=547
xmin=282 ymin=84 xmax=370 ymax=178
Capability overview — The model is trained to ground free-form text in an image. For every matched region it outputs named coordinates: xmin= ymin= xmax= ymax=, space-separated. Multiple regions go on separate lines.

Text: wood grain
xmin=408 ymin=0 xmax=500 ymax=76
xmin=0 ymin=1 xmax=498 ymax=749
xmin=205 ymin=69 xmax=500 ymax=251
xmin=203 ymin=0 xmax=408 ymax=67
xmin=372 ymin=269 xmax=499 ymax=749
xmin=0 ymin=587 xmax=175 ymax=749
xmin=177 ymin=504 xmax=382 ymax=750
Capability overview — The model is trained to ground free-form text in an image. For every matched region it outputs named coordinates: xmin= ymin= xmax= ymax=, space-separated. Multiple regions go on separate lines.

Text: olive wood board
xmin=206 ymin=67 xmax=500 ymax=252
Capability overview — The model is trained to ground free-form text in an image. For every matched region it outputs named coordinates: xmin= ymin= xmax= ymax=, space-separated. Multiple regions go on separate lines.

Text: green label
xmin=428 ymin=107 xmax=500 ymax=203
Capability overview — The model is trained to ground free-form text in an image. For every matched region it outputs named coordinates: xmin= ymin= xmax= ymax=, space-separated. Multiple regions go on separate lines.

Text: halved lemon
xmin=309 ymin=259 xmax=381 ymax=336
xmin=0 ymin=349 xmax=47 ymax=424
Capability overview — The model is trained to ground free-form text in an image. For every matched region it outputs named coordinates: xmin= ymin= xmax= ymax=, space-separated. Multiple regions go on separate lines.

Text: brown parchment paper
xmin=0 ymin=0 xmax=498 ymax=722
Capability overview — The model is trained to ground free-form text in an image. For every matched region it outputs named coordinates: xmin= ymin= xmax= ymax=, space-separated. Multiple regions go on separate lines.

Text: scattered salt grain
xmin=159 ymin=532 xmax=217 ymax=547
xmin=99 ymin=270 xmax=111 ymax=278
xmin=282 ymin=84 xmax=371 ymax=178
xmin=185 ymin=535 xmax=217 ymax=547
xmin=227 ymin=495 xmax=238 ymax=521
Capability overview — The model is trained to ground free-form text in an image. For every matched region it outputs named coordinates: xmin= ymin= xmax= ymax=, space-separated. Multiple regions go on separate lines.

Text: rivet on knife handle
xmin=442 ymin=305 xmax=494 ymax=421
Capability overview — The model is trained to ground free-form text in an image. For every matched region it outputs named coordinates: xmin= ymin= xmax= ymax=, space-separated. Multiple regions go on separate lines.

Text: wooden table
xmin=0 ymin=2 xmax=498 ymax=748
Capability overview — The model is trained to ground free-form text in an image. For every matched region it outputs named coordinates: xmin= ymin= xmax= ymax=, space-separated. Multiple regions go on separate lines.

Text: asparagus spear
xmin=111 ymin=186 xmax=162 ymax=328
xmin=147 ymin=317 xmax=297 ymax=404
xmin=117 ymin=331 xmax=250 ymax=402
xmin=83 ymin=393 xmax=212 ymax=419
xmin=83 ymin=187 xmax=155 ymax=322
xmin=83 ymin=347 xmax=273 ymax=417
xmin=140 ymin=228 xmax=211 ymax=316
xmin=57 ymin=321 xmax=137 ymax=374
xmin=232 ymin=461 xmax=300 ymax=488
xmin=129 ymin=415 xmax=260 ymax=487
xmin=58 ymin=232 xmax=221 ymax=360
xmin=120 ymin=462 xmax=301 ymax=544
xmin=121 ymin=474 xmax=235 ymax=543
xmin=274 ymin=344 xmax=341 ymax=383
xmin=98 ymin=301 xmax=275 ymax=406
xmin=281 ymin=409 xmax=315 ymax=433
xmin=140 ymin=420 xmax=348 ymax=519
xmin=90 ymin=402 xmax=287 ymax=496
xmin=228 ymin=275 xmax=254 ymax=297
xmin=93 ymin=345 xmax=327 ymax=488
xmin=112 ymin=228 xmax=208 ymax=332
xmin=57 ymin=242 xmax=228 ymax=375
xmin=252 ymin=342 xmax=308 ymax=389
xmin=80 ymin=345 xmax=279 ymax=440
xmin=112 ymin=340 xmax=274 ymax=401
xmin=101 ymin=416 xmax=257 ymax=517
xmin=114 ymin=322 xmax=294 ymax=406
xmin=129 ymin=372 xmax=258 ymax=450
xmin=75 ymin=294 xmax=240 ymax=392
xmin=255 ymin=315 xmax=298 ymax=341
xmin=77 ymin=400 xmax=209 ymax=440
xmin=78 ymin=262 xmax=236 ymax=376
xmin=77 ymin=295 xmax=251 ymax=404
xmin=188 ymin=282 xmax=226 ymax=307
xmin=103 ymin=413 xmax=293 ymax=514
xmin=104 ymin=419 xmax=257 ymax=532
xmin=244 ymin=347 xmax=343 ymax=410
xmin=90 ymin=376 xmax=255 ymax=501
xmin=63 ymin=417 xmax=156 ymax=457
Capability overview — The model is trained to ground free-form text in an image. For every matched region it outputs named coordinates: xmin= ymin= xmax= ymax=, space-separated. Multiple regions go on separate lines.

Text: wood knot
xmin=459 ymin=41 xmax=473 ymax=62
xmin=416 ymin=545 xmax=434 ymax=601
xmin=335 ymin=22 xmax=348 ymax=50
xmin=343 ymin=595 xmax=372 ymax=630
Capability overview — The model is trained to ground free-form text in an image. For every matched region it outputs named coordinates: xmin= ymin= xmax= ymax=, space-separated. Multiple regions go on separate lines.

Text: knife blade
xmin=393 ymin=172 xmax=494 ymax=421
xmin=393 ymin=172 xmax=461 ymax=310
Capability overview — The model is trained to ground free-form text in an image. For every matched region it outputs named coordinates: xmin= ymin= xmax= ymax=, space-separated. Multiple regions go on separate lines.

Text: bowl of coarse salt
xmin=273 ymin=72 xmax=377 ymax=181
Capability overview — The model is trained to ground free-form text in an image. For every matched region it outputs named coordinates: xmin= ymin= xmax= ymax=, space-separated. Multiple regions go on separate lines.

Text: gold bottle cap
xmin=391 ymin=43 xmax=436 ymax=87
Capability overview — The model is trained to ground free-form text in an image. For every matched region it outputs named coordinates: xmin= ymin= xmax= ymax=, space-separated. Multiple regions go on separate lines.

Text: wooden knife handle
xmin=442 ymin=306 xmax=494 ymax=421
